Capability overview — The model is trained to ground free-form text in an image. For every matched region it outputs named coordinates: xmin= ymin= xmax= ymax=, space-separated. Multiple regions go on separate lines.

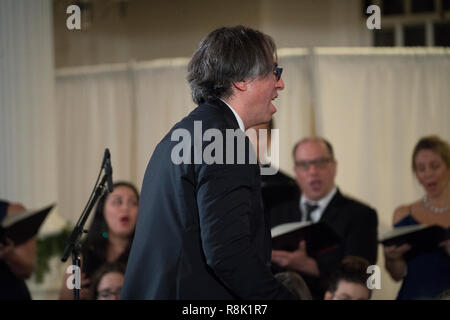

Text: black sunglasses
xmin=273 ymin=67 xmax=283 ymax=81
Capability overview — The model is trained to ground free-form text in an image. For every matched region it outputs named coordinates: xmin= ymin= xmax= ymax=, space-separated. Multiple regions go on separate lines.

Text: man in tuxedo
xmin=270 ymin=137 xmax=378 ymax=299
xmin=121 ymin=26 xmax=294 ymax=299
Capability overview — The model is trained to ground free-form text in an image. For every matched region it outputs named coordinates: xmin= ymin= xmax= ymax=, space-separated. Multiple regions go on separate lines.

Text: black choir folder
xmin=271 ymin=221 xmax=342 ymax=258
xmin=0 ymin=203 xmax=55 ymax=246
xmin=379 ymin=224 xmax=449 ymax=255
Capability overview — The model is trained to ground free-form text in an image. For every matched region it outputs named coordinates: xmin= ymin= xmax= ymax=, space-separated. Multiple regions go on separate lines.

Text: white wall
xmin=53 ymin=0 xmax=372 ymax=68
xmin=261 ymin=0 xmax=372 ymax=47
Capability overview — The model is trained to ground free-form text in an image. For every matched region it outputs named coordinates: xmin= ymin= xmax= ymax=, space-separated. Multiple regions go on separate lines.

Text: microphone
xmin=103 ymin=148 xmax=114 ymax=193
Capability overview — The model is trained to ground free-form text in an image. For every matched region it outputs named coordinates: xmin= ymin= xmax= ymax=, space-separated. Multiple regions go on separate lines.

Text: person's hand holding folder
xmin=384 ymin=243 xmax=412 ymax=261
xmin=272 ymin=240 xmax=320 ymax=277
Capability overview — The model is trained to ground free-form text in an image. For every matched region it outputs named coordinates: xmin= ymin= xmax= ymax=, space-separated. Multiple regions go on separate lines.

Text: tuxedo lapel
xmin=319 ymin=189 xmax=344 ymax=223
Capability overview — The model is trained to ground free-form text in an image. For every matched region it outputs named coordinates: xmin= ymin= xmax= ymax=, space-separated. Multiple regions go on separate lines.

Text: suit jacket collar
xmin=319 ymin=188 xmax=345 ymax=222
xmin=296 ymin=187 xmax=344 ymax=222
xmin=204 ymin=98 xmax=241 ymax=130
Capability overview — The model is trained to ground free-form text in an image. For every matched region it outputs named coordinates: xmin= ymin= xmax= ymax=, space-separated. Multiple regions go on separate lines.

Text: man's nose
xmin=276 ymin=77 xmax=285 ymax=90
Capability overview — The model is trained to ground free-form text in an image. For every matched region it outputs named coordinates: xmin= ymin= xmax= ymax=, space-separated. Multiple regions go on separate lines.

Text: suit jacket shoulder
xmin=326 ymin=190 xmax=377 ymax=218
xmin=320 ymin=189 xmax=378 ymax=265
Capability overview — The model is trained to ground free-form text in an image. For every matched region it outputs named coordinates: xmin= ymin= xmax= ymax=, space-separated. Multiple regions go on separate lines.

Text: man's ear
xmin=233 ymin=80 xmax=248 ymax=92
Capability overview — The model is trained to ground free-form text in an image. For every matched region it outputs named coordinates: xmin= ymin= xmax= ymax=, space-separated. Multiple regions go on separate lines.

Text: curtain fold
xmin=0 ymin=0 xmax=58 ymax=230
xmin=0 ymin=0 xmax=61 ymax=300
xmin=314 ymin=48 xmax=450 ymax=231
xmin=276 ymin=50 xmax=314 ymax=175
xmin=133 ymin=58 xmax=194 ymax=186
xmin=56 ymin=66 xmax=134 ymax=223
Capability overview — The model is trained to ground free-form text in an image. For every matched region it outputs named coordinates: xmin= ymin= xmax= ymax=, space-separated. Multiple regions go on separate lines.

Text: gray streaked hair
xmin=187 ymin=25 xmax=277 ymax=104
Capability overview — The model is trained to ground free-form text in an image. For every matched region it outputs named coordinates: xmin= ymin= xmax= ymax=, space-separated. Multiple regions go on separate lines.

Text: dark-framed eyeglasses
xmin=295 ymin=157 xmax=333 ymax=171
xmin=273 ymin=67 xmax=283 ymax=81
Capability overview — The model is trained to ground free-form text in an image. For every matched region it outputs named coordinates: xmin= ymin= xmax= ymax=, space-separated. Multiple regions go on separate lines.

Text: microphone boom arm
xmin=61 ymin=174 xmax=109 ymax=299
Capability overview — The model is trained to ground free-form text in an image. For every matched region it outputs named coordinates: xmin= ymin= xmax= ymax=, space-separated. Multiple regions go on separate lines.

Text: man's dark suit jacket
xmin=266 ymin=187 xmax=378 ymax=299
xmin=260 ymin=170 xmax=297 ymax=217
xmin=121 ymin=98 xmax=293 ymax=300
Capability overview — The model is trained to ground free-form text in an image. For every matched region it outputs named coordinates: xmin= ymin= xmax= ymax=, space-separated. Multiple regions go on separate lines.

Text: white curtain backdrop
xmin=133 ymin=58 xmax=194 ymax=186
xmin=55 ymin=64 xmax=135 ymax=225
xmin=55 ymin=59 xmax=195 ymax=223
xmin=0 ymin=0 xmax=62 ymax=299
xmin=0 ymin=0 xmax=58 ymax=227
xmin=275 ymin=49 xmax=314 ymax=174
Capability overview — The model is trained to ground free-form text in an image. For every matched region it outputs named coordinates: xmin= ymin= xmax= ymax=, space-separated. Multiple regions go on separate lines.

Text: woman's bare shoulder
xmin=392 ymin=203 xmax=416 ymax=225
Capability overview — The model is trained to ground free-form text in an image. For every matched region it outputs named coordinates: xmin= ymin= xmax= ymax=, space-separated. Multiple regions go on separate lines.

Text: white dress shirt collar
xmin=220 ymin=98 xmax=245 ymax=132
xmin=300 ymin=187 xmax=338 ymax=222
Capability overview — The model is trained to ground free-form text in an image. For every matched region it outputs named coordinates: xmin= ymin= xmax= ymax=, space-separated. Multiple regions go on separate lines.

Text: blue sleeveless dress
xmin=395 ymin=215 xmax=450 ymax=300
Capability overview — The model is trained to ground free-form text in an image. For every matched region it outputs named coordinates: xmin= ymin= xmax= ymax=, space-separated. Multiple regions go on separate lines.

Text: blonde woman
xmin=384 ymin=136 xmax=450 ymax=299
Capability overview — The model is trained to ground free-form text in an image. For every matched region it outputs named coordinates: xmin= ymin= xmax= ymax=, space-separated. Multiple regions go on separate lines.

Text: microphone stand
xmin=61 ymin=174 xmax=109 ymax=300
